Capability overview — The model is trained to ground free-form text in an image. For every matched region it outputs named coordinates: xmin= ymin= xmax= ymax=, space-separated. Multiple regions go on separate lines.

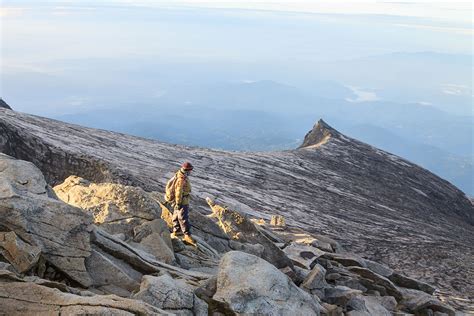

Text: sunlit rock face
xmin=298 ymin=119 xmax=335 ymax=148
xmin=54 ymin=175 xmax=160 ymax=237
xmin=0 ymin=108 xmax=473 ymax=310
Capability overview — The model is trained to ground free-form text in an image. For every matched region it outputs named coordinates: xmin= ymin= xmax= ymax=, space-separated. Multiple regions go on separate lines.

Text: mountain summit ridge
xmin=0 ymin=108 xmax=473 ymax=308
xmin=299 ymin=119 xmax=341 ymax=148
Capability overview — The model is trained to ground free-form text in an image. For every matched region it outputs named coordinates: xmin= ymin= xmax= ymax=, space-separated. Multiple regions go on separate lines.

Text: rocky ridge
xmin=0 ymin=108 xmax=473 ymax=313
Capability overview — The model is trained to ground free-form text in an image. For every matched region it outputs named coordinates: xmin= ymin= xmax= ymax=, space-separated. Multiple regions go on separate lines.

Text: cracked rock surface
xmin=0 ymin=153 xmax=94 ymax=287
xmin=0 ymin=278 xmax=168 ymax=315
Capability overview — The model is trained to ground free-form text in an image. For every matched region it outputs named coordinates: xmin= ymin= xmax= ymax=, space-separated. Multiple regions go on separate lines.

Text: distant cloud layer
xmin=345 ymin=86 xmax=379 ymax=103
xmin=441 ymin=84 xmax=470 ymax=96
xmin=394 ymin=23 xmax=472 ymax=35
xmin=109 ymin=0 xmax=472 ymax=26
xmin=2 ymin=1 xmax=472 ymax=27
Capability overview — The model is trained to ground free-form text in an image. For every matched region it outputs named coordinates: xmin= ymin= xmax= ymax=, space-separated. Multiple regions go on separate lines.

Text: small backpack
xmin=164 ymin=173 xmax=186 ymax=202
xmin=165 ymin=175 xmax=177 ymax=202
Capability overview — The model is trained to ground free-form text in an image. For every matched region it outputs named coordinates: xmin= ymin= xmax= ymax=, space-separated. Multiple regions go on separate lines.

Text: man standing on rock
xmin=166 ymin=162 xmax=197 ymax=246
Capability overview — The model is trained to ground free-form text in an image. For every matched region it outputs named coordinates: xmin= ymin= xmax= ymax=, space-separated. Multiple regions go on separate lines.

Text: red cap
xmin=181 ymin=162 xmax=194 ymax=171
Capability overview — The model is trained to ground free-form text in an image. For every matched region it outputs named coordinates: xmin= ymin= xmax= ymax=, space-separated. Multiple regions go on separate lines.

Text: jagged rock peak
xmin=0 ymin=98 xmax=12 ymax=110
xmin=298 ymin=119 xmax=340 ymax=149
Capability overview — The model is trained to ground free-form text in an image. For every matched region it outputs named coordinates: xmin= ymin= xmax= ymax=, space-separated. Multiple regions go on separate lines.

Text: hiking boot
xmin=182 ymin=234 xmax=197 ymax=246
xmin=170 ymin=231 xmax=182 ymax=239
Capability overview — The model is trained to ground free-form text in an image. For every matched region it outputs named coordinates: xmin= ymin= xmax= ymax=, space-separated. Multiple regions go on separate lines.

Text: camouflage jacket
xmin=175 ymin=170 xmax=191 ymax=206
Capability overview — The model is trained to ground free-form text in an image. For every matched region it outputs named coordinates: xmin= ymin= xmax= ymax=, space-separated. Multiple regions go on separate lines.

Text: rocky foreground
xmin=0 ymin=153 xmax=462 ymax=315
xmin=0 ymin=108 xmax=473 ymax=314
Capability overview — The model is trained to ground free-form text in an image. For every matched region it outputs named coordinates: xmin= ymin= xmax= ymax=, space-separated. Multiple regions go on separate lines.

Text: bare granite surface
xmin=1 ymin=108 xmax=472 ymax=311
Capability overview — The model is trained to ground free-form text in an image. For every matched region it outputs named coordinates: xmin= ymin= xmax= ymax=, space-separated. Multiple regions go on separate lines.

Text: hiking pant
xmin=172 ymin=204 xmax=191 ymax=235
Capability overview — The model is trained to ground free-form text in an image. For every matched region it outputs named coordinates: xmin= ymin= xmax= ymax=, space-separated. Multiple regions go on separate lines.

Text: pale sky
xmin=1 ymin=1 xmax=472 ymax=22
xmin=86 ymin=0 xmax=473 ymax=24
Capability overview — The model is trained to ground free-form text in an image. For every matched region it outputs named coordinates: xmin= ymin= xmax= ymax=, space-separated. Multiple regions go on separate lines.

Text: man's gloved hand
xmin=174 ymin=204 xmax=182 ymax=211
